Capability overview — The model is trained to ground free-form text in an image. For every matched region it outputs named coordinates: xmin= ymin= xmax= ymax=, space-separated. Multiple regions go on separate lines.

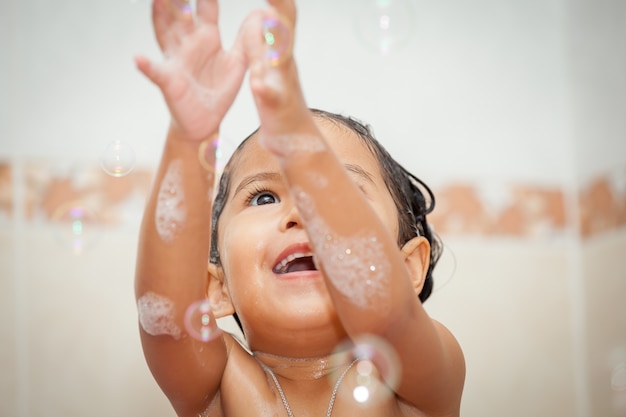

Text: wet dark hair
xmin=210 ymin=109 xmax=443 ymax=330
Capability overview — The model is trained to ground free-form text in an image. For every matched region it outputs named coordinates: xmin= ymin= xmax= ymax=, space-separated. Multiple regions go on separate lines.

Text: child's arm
xmin=133 ymin=0 xmax=247 ymax=415
xmin=246 ymin=1 xmax=464 ymax=414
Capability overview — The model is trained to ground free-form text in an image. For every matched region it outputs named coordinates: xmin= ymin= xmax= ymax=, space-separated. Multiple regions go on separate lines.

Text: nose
xmin=280 ymin=201 xmax=302 ymax=231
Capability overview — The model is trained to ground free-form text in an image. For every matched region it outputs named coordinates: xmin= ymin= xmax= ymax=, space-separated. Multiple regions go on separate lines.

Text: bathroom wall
xmin=1 ymin=0 xmax=624 ymax=416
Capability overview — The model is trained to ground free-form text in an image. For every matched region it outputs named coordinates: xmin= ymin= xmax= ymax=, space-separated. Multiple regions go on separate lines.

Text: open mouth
xmin=272 ymin=252 xmax=318 ymax=274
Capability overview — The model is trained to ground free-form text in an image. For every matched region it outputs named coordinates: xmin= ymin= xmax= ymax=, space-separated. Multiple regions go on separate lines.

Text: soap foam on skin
xmin=260 ymin=132 xmax=326 ymax=159
xmin=264 ymin=67 xmax=285 ymax=95
xmin=137 ymin=291 xmax=182 ymax=339
xmin=292 ymin=188 xmax=391 ymax=309
xmin=156 ymin=159 xmax=186 ymax=243
xmin=185 ymin=71 xmax=217 ymax=110
xmin=307 ymin=171 xmax=329 ymax=188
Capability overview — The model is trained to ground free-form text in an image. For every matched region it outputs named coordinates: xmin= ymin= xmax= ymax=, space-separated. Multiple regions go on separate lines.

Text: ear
xmin=207 ymin=262 xmax=235 ymax=319
xmin=400 ymin=236 xmax=431 ymax=297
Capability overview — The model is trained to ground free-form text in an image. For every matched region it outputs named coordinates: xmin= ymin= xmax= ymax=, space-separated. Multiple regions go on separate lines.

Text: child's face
xmin=215 ymin=118 xmax=399 ymax=350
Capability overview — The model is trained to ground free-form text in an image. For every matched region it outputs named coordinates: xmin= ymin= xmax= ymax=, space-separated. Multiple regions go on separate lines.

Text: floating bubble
xmin=612 ymin=362 xmax=626 ymax=392
xmin=171 ymin=0 xmax=193 ymax=14
xmin=199 ymin=135 xmax=235 ymax=177
xmin=263 ymin=16 xmax=292 ymax=66
xmin=51 ymin=202 xmax=101 ymax=255
xmin=432 ymin=242 xmax=457 ymax=293
xmin=184 ymin=299 xmax=221 ymax=342
xmin=355 ymin=0 xmax=416 ymax=55
xmin=100 ymin=140 xmax=135 ymax=177
xmin=331 ymin=335 xmax=401 ymax=408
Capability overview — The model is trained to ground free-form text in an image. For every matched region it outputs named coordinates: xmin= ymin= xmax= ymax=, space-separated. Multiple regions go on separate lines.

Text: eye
xmin=248 ymin=189 xmax=280 ymax=206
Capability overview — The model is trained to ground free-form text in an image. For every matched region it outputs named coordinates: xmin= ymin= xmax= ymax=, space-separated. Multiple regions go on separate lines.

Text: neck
xmin=252 ymin=350 xmax=352 ymax=382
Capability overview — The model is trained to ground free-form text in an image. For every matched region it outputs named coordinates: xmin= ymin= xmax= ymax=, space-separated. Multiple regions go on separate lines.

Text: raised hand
xmin=135 ymin=0 xmax=248 ymax=141
xmin=242 ymin=0 xmax=321 ymax=144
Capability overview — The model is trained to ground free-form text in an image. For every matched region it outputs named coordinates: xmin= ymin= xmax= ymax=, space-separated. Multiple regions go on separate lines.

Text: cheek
xmin=370 ymin=197 xmax=399 ymax=239
xmin=218 ymin=215 xmax=270 ymax=301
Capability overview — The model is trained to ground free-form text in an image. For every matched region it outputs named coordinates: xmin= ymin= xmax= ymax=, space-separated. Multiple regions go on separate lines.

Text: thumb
xmin=134 ymin=55 xmax=170 ymax=89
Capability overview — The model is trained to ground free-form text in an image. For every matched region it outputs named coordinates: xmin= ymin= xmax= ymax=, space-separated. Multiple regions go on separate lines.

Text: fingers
xmin=267 ymin=0 xmax=296 ymax=26
xmin=239 ymin=8 xmax=313 ymax=137
xmin=152 ymin=0 xmax=195 ymax=54
xmin=152 ymin=0 xmax=175 ymax=52
xmin=196 ymin=0 xmax=218 ymax=26
xmin=236 ymin=9 xmax=293 ymax=71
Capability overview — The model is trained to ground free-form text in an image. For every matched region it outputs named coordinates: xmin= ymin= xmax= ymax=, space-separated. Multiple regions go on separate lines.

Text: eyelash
xmin=244 ymin=185 xmax=277 ymax=206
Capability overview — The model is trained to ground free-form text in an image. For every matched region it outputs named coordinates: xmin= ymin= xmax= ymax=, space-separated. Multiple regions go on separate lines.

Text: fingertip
xmin=238 ymin=10 xmax=293 ymax=70
xmin=134 ymin=55 xmax=150 ymax=74
xmin=267 ymin=0 xmax=296 ymax=24
xmin=134 ymin=56 xmax=165 ymax=88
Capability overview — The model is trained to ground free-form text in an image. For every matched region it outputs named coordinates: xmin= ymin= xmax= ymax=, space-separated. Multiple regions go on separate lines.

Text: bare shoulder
xmin=395 ymin=318 xmax=465 ymax=417
xmin=430 ymin=318 xmax=465 ymax=416
xmin=432 ymin=318 xmax=465 ymax=370
xmin=201 ymin=334 xmax=274 ymax=417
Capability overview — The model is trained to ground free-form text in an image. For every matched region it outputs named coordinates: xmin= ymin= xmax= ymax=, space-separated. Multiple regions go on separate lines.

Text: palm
xmin=137 ymin=0 xmax=247 ymax=141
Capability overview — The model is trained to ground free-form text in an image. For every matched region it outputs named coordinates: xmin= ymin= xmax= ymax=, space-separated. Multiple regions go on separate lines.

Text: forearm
xmin=279 ymin=142 xmax=460 ymax=410
xmin=134 ymin=125 xmax=227 ymax=411
xmin=278 ymin=144 xmax=425 ymax=334
xmin=135 ymin=125 xmax=216 ymax=303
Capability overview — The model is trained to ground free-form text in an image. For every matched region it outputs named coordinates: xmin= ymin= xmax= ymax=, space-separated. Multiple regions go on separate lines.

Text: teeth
xmin=275 ymin=251 xmax=313 ymax=274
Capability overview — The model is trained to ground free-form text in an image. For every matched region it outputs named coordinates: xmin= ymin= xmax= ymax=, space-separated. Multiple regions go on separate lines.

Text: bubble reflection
xmin=331 ymin=335 xmax=401 ymax=408
xmin=263 ymin=16 xmax=292 ymax=66
xmin=51 ymin=202 xmax=100 ymax=255
xmin=612 ymin=362 xmax=626 ymax=392
xmin=184 ymin=299 xmax=221 ymax=342
xmin=100 ymin=140 xmax=135 ymax=177
xmin=199 ymin=135 xmax=234 ymax=175
xmin=355 ymin=0 xmax=416 ymax=55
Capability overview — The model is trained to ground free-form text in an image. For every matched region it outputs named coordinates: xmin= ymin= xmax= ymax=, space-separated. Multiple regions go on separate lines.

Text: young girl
xmin=134 ymin=0 xmax=465 ymax=416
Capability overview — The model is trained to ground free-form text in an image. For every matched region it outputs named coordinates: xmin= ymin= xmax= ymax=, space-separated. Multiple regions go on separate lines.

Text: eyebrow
xmin=343 ymin=163 xmax=375 ymax=185
xmin=233 ymin=172 xmax=282 ymax=198
xmin=232 ymin=164 xmax=374 ymax=198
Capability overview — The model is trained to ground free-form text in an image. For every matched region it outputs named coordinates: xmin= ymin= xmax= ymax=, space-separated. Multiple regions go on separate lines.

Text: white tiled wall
xmin=1 ymin=0 xmax=625 ymax=416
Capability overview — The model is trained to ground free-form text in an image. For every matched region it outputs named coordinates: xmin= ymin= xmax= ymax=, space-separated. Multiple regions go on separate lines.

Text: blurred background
xmin=1 ymin=0 xmax=625 ymax=416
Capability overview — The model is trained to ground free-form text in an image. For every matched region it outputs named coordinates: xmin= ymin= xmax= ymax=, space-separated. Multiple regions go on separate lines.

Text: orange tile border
xmin=23 ymin=161 xmax=152 ymax=226
xmin=0 ymin=160 xmax=622 ymax=240
xmin=0 ymin=162 xmax=12 ymax=221
xmin=429 ymin=182 xmax=567 ymax=238
xmin=578 ymin=168 xmax=626 ymax=238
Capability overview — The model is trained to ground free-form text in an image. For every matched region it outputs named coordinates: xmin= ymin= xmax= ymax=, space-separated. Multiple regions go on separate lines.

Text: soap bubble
xmin=331 ymin=335 xmax=401 ymax=408
xmin=199 ymin=135 xmax=235 ymax=175
xmin=263 ymin=16 xmax=292 ymax=66
xmin=432 ymin=243 xmax=457 ymax=293
xmin=355 ymin=0 xmax=416 ymax=55
xmin=184 ymin=299 xmax=221 ymax=342
xmin=51 ymin=202 xmax=101 ymax=255
xmin=172 ymin=0 xmax=193 ymax=14
xmin=613 ymin=362 xmax=626 ymax=392
xmin=100 ymin=140 xmax=136 ymax=177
